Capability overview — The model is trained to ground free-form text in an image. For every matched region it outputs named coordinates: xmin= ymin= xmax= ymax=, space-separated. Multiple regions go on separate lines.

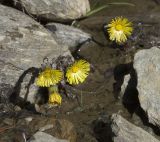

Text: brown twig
xmin=0 ymin=126 xmax=15 ymax=134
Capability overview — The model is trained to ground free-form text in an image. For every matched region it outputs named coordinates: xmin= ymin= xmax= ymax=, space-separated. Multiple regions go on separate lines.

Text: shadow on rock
xmin=113 ymin=63 xmax=160 ymax=136
xmin=10 ymin=67 xmax=39 ymax=111
xmin=113 ymin=62 xmax=133 ymax=100
xmin=0 ymin=0 xmax=14 ymax=7
xmin=92 ymin=62 xmax=160 ymax=142
xmin=35 ymin=87 xmax=49 ymax=105
xmin=92 ymin=117 xmax=114 ymax=142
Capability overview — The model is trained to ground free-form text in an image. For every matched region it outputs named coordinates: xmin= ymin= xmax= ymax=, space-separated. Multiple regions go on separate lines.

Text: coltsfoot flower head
xmin=48 ymin=92 xmax=62 ymax=105
xmin=36 ymin=68 xmax=63 ymax=87
xmin=107 ymin=16 xmax=133 ymax=44
xmin=66 ymin=59 xmax=90 ymax=85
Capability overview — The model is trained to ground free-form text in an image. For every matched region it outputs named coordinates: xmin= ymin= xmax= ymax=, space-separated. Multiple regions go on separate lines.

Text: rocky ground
xmin=0 ymin=0 xmax=160 ymax=142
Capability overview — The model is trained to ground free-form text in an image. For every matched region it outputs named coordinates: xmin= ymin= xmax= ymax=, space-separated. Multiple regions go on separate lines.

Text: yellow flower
xmin=107 ymin=17 xmax=133 ymax=43
xmin=36 ymin=68 xmax=63 ymax=87
xmin=66 ymin=60 xmax=90 ymax=85
xmin=48 ymin=92 xmax=62 ymax=105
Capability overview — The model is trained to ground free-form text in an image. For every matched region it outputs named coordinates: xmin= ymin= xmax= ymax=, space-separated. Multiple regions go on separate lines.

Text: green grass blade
xmin=85 ymin=2 xmax=135 ymax=17
xmin=92 ymin=1 xmax=100 ymax=9
xmin=107 ymin=2 xmax=135 ymax=7
xmin=86 ymin=5 xmax=109 ymax=17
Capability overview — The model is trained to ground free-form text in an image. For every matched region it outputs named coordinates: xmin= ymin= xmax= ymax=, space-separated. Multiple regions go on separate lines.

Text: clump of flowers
xmin=36 ymin=68 xmax=63 ymax=106
xmin=66 ymin=60 xmax=90 ymax=85
xmin=36 ymin=58 xmax=90 ymax=106
xmin=107 ymin=16 xmax=133 ymax=44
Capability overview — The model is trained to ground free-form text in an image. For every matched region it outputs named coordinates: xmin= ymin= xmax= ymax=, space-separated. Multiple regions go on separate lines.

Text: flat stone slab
xmin=111 ymin=114 xmax=160 ymax=142
xmin=46 ymin=23 xmax=91 ymax=49
xmin=13 ymin=0 xmax=90 ymax=22
xmin=134 ymin=47 xmax=160 ymax=126
xmin=0 ymin=4 xmax=71 ymax=103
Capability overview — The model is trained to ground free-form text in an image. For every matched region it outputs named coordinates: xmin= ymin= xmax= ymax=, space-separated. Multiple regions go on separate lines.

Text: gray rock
xmin=46 ymin=23 xmax=92 ymax=50
xmin=13 ymin=0 xmax=90 ymax=22
xmin=0 ymin=83 xmax=13 ymax=103
xmin=10 ymin=116 xmax=77 ymax=142
xmin=111 ymin=114 xmax=160 ymax=142
xmin=0 ymin=4 xmax=71 ymax=103
xmin=28 ymin=131 xmax=68 ymax=142
xmin=133 ymin=47 xmax=160 ymax=126
xmin=120 ymin=75 xmax=130 ymax=100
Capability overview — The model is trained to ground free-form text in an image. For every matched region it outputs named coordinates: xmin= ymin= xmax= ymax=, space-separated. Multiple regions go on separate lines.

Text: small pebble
xmin=25 ymin=117 xmax=33 ymax=123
